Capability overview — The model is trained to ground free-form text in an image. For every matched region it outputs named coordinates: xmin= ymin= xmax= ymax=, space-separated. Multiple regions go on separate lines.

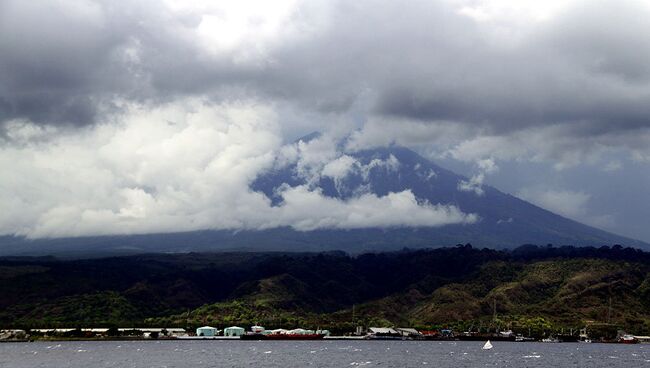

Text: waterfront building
xmin=196 ymin=326 xmax=218 ymax=337
xmin=224 ymin=326 xmax=245 ymax=337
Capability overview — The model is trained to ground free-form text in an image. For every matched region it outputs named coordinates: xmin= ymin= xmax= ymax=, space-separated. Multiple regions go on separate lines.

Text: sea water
xmin=0 ymin=340 xmax=648 ymax=367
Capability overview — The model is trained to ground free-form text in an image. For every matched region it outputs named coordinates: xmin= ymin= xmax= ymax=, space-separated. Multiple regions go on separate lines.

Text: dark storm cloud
xmin=1 ymin=0 xmax=650 ymax=139
xmin=265 ymin=0 xmax=650 ymax=136
xmin=0 ymin=0 xmax=248 ymax=129
xmin=0 ymin=1 xmax=128 ymax=126
xmin=260 ymin=0 xmax=650 ymax=138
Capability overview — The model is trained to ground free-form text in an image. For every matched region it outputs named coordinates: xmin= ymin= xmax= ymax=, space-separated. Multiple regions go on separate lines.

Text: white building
xmin=369 ymin=327 xmax=399 ymax=335
xmin=224 ymin=326 xmax=245 ymax=337
xmin=396 ymin=328 xmax=421 ymax=337
xmin=196 ymin=326 xmax=218 ymax=337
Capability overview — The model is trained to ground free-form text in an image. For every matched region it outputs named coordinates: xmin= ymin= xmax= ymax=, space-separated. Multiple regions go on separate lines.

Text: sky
xmin=1 ymin=0 xmax=649 ymax=242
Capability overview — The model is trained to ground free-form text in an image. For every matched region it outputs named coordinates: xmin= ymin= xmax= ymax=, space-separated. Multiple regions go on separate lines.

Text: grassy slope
xmin=148 ymin=257 xmax=650 ymax=335
xmin=1 ymin=247 xmax=649 ymax=336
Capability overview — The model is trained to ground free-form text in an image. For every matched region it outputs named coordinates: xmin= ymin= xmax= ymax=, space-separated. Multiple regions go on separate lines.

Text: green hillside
xmin=1 ymin=246 xmax=649 ymax=338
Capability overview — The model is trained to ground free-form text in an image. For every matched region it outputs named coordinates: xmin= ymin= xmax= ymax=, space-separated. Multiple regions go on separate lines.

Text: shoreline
xmin=6 ymin=337 xmax=634 ymax=343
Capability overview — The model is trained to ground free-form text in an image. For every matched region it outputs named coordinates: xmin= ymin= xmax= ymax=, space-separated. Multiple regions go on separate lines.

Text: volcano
xmin=1 ymin=135 xmax=646 ymax=257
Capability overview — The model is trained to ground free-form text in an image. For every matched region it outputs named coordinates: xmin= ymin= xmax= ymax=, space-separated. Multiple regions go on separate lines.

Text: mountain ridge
xmin=250 ymin=142 xmax=647 ymax=249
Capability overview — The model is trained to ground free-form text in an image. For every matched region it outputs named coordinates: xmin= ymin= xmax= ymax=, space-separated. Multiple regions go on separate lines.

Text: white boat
xmin=482 ymin=340 xmax=493 ymax=350
xmin=541 ymin=337 xmax=559 ymax=343
xmin=515 ymin=334 xmax=535 ymax=342
xmin=619 ymin=334 xmax=638 ymax=344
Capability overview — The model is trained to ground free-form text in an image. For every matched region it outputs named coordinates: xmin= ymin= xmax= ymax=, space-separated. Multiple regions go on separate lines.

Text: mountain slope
xmin=0 ymin=142 xmax=646 ymax=257
xmin=251 ymin=144 xmax=646 ymax=250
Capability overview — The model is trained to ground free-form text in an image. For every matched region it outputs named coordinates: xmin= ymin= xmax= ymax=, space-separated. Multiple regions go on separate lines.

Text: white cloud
xmin=458 ymin=173 xmax=486 ymax=196
xmin=359 ymin=154 xmax=400 ymax=181
xmin=1 ymin=100 xmax=282 ymax=238
xmin=321 ymin=155 xmax=357 ymax=180
xmin=262 ymin=186 xmax=477 ymax=231
xmin=317 ymin=149 xmax=400 ymax=194
xmin=345 ymin=118 xmax=469 ymax=153
xmin=477 ymin=158 xmax=498 ymax=174
xmin=457 ymin=158 xmax=498 ymax=196
xmin=0 ymin=100 xmax=476 ymax=238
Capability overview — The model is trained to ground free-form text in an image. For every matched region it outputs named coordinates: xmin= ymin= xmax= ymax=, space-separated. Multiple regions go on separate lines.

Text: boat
xmin=541 ymin=336 xmax=560 ymax=343
xmin=458 ymin=331 xmax=515 ymax=342
xmin=578 ymin=329 xmax=591 ymax=343
xmin=240 ymin=325 xmax=267 ymax=340
xmin=240 ymin=333 xmax=266 ymax=340
xmin=515 ymin=334 xmax=535 ymax=342
xmin=251 ymin=325 xmax=265 ymax=334
xmin=619 ymin=335 xmax=638 ymax=344
xmin=482 ymin=340 xmax=493 ymax=350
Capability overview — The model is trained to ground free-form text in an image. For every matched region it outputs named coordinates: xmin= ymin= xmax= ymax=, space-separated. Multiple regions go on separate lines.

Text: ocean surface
xmin=0 ymin=340 xmax=648 ymax=368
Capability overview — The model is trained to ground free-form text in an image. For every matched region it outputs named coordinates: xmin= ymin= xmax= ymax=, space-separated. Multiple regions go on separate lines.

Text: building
xmin=368 ymin=327 xmax=402 ymax=339
xmin=119 ymin=328 xmax=186 ymax=336
xmin=30 ymin=328 xmax=77 ymax=335
xmin=224 ymin=326 xmax=245 ymax=337
xmin=369 ymin=327 xmax=399 ymax=335
xmin=396 ymin=328 xmax=421 ymax=338
xmin=196 ymin=326 xmax=218 ymax=337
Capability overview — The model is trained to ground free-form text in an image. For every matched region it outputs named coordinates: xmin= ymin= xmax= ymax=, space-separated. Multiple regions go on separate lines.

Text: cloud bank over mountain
xmin=1 ymin=0 xmax=649 ymax=241
xmin=0 ymin=102 xmax=476 ymax=238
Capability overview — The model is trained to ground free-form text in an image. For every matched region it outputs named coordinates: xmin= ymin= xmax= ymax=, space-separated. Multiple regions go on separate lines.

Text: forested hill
xmin=1 ymin=245 xmax=649 ymax=337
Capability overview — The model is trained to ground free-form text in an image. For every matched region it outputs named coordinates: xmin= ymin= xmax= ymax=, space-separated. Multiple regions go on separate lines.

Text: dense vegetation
xmin=1 ymin=245 xmax=649 ymax=338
